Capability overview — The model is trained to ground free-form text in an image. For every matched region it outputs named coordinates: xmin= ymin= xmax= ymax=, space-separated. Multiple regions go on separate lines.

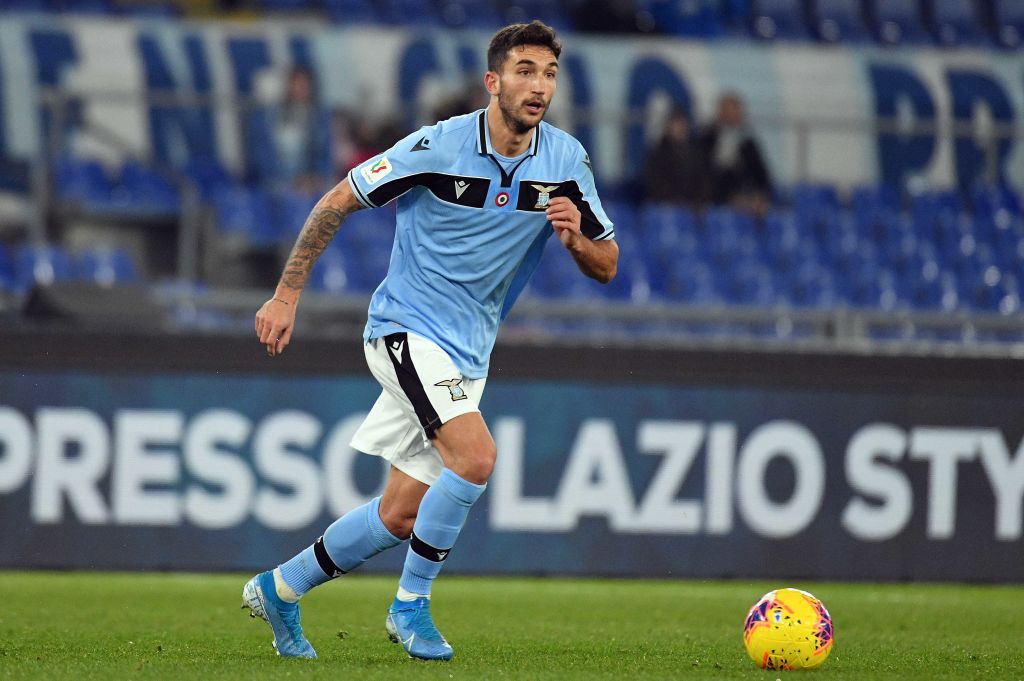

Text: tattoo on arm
xmin=279 ymin=193 xmax=356 ymax=291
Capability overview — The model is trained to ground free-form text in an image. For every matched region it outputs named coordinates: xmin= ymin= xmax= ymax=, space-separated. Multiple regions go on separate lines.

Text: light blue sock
xmin=279 ymin=496 xmax=403 ymax=596
xmin=399 ymin=468 xmax=487 ymax=595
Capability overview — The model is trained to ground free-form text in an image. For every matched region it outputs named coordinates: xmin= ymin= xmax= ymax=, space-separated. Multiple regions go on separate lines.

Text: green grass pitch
xmin=1 ymin=571 xmax=1021 ymax=680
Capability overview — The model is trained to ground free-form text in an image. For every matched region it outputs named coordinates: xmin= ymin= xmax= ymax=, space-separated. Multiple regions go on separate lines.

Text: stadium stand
xmin=868 ymin=0 xmax=931 ymax=45
xmin=930 ymin=0 xmax=989 ymax=46
xmin=1 ymin=0 xmax=1022 ymax=346
xmin=812 ymin=0 xmax=872 ymax=43
xmin=992 ymin=0 xmax=1024 ymax=47
xmin=749 ymin=0 xmax=812 ymax=40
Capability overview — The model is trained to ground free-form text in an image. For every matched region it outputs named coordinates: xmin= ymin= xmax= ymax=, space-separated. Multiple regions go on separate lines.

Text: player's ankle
xmin=273 ymin=567 xmax=301 ymax=603
xmin=396 ymin=586 xmax=430 ymax=602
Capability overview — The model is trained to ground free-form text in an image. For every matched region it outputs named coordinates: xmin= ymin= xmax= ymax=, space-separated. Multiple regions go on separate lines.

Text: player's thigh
xmin=368 ymin=332 xmax=485 ymax=438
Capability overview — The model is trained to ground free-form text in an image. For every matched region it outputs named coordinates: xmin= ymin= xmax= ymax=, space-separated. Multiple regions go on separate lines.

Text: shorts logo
xmin=434 ymin=378 xmax=467 ymax=401
xmin=360 ymin=156 xmax=393 ymax=185
xmin=388 ymin=339 xmax=405 ymax=364
xmin=532 ymin=184 xmax=559 ymax=209
xmin=495 ymin=191 xmax=510 ymax=207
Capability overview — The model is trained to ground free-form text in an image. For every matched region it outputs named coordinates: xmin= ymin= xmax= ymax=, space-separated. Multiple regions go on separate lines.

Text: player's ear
xmin=484 ymin=70 xmax=500 ymax=96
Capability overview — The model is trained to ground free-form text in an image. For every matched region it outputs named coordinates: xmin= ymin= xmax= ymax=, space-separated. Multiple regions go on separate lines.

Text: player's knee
xmin=458 ymin=443 xmax=496 ymax=484
xmin=379 ymin=505 xmax=416 ymax=539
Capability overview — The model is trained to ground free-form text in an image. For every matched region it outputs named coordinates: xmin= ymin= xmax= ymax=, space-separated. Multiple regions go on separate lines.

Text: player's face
xmin=494 ymin=45 xmax=558 ymax=135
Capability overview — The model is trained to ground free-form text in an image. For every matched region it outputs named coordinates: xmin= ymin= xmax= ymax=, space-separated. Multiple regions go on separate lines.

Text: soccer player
xmin=244 ymin=20 xmax=617 ymax=661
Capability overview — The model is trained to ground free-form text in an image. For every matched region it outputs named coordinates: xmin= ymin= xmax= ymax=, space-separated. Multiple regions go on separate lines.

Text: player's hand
xmin=546 ymin=196 xmax=582 ymax=248
xmin=255 ymin=296 xmax=297 ymax=357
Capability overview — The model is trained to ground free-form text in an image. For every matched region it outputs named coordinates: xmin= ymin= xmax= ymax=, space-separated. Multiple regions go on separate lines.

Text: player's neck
xmin=486 ymin=105 xmax=534 ymax=157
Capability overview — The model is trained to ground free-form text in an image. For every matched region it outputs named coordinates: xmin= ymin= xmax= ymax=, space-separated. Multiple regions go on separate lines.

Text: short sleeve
xmin=565 ymin=145 xmax=615 ymax=241
xmin=346 ymin=126 xmax=437 ymax=209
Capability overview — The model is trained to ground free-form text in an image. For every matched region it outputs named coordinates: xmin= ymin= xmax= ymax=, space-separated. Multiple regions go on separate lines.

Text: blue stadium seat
xmin=602 ymin=199 xmax=637 ymax=240
xmin=58 ymin=0 xmax=117 ymax=14
xmin=379 ymin=0 xmax=443 ymax=26
xmin=972 ymin=184 xmax=1021 ymax=223
xmin=277 ymin=190 xmax=320 ymax=239
xmin=117 ymin=160 xmax=181 ymax=214
xmin=183 ymin=158 xmax=232 ymax=201
xmin=14 ymin=243 xmax=74 ymax=291
xmin=812 ymin=0 xmax=871 ymax=42
xmin=599 ymin=255 xmax=651 ymax=303
xmin=868 ymin=0 xmax=930 ymax=44
xmin=750 ymin=0 xmax=811 ymax=39
xmin=655 ymin=259 xmax=721 ymax=305
xmin=344 ymin=208 xmax=396 ymax=254
xmin=0 ymin=155 xmax=30 ymax=194
xmin=437 ymin=0 xmax=504 ymax=28
xmin=789 ymin=261 xmax=844 ymax=308
xmin=638 ymin=203 xmax=701 ymax=272
xmin=308 ymin=249 xmax=352 ymax=294
xmin=729 ymin=262 xmax=780 ymax=307
xmin=75 ymin=247 xmax=139 ymax=286
xmin=348 ymin=245 xmax=391 ymax=292
xmin=911 ymin=189 xmax=963 ymax=224
xmin=0 ymin=243 xmax=14 ymax=291
xmin=851 ymin=183 xmax=901 ymax=214
xmin=504 ymin=0 xmax=572 ymax=31
xmin=930 ymin=0 xmax=988 ymax=46
xmin=705 ymin=208 xmax=761 ymax=269
xmin=993 ymin=0 xmax=1024 ymax=47
xmin=0 ymin=0 xmax=54 ymax=11
xmin=323 ymin=0 xmax=380 ymax=24
xmin=791 ymin=182 xmax=840 ymax=221
xmin=530 ymin=244 xmax=603 ymax=301
xmin=213 ymin=185 xmax=278 ymax=248
xmin=643 ymin=0 xmax=723 ymax=37
xmin=54 ymin=156 xmax=113 ymax=206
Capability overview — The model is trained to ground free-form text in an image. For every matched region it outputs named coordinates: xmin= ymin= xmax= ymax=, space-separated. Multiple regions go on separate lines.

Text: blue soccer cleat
xmin=385 ymin=596 xmax=454 ymax=661
xmin=242 ymin=570 xmax=317 ymax=658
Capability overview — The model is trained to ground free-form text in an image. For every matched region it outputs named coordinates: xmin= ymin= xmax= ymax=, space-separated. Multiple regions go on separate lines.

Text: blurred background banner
xmin=1 ymin=14 xmax=1022 ymax=190
xmin=1 ymin=337 xmax=1022 ymax=581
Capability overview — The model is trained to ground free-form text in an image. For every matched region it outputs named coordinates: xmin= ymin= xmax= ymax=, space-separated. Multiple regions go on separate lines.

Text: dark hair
xmin=487 ymin=20 xmax=562 ymax=73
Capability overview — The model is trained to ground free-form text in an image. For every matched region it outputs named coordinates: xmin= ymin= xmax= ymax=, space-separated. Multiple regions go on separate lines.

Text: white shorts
xmin=349 ymin=331 xmax=486 ymax=486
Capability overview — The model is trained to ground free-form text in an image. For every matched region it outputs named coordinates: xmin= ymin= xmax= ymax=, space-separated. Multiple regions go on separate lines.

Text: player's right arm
xmin=255 ymin=177 xmax=363 ymax=357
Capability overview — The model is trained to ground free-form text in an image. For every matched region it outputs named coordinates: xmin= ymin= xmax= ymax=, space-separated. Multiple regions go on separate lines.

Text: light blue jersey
xmin=346 ymin=109 xmax=615 ymax=378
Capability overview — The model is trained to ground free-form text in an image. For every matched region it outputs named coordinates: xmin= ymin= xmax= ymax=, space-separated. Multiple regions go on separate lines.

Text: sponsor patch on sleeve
xmin=360 ymin=156 xmax=393 ymax=185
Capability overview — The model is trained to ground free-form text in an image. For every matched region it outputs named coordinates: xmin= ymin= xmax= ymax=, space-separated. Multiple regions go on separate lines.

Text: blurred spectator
xmin=642 ymin=107 xmax=709 ymax=209
xmin=433 ymin=79 xmax=490 ymax=122
xmin=331 ymin=110 xmax=403 ymax=177
xmin=246 ymin=66 xmax=331 ymax=192
xmin=699 ymin=92 xmax=772 ymax=218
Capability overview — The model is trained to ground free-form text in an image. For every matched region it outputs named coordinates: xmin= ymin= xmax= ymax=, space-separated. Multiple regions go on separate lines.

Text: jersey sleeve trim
xmin=347 ymin=168 xmax=377 ymax=209
xmin=562 ymin=179 xmax=614 ymax=240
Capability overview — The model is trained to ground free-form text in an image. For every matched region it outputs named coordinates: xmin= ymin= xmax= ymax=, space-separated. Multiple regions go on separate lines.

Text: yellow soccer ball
xmin=742 ymin=588 xmax=834 ymax=671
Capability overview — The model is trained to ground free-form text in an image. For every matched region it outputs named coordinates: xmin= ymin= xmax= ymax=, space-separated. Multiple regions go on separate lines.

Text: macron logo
xmin=389 ymin=339 xmax=405 ymax=364
xmin=437 ymin=550 xmax=448 ymax=560
xmin=454 ymin=180 xmax=470 ymax=199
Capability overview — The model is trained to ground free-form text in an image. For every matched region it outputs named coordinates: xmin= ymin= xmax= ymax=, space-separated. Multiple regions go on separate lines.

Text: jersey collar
xmin=476 ymin=108 xmax=541 ymax=157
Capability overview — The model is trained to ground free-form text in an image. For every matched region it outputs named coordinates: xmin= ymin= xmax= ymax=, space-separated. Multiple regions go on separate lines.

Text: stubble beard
xmin=497 ymin=89 xmax=540 ymax=135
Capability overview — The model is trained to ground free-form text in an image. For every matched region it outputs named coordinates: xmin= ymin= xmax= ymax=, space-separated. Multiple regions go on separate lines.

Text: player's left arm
xmin=550 ymin=145 xmax=618 ymax=283
xmin=547 ymin=197 xmax=618 ymax=283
